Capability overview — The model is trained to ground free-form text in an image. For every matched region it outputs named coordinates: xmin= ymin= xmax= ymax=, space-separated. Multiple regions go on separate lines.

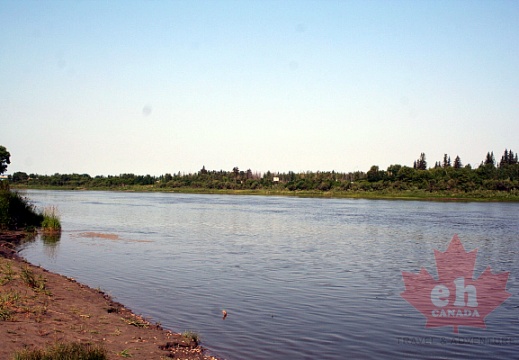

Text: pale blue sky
xmin=2 ymin=0 xmax=518 ymax=175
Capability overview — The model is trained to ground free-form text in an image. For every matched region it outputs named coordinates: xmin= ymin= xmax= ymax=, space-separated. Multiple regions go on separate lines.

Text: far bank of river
xmin=11 ymin=184 xmax=519 ymax=202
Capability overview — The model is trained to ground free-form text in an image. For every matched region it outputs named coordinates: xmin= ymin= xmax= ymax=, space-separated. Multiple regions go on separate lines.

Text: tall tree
xmin=442 ymin=154 xmax=451 ymax=168
xmin=453 ymin=155 xmax=462 ymax=169
xmin=499 ymin=149 xmax=509 ymax=167
xmin=484 ymin=152 xmax=495 ymax=167
xmin=0 ymin=145 xmax=10 ymax=175
xmin=232 ymin=167 xmax=240 ymax=179
xmin=367 ymin=165 xmax=381 ymax=182
xmin=414 ymin=153 xmax=427 ymax=170
xmin=500 ymin=149 xmax=517 ymax=166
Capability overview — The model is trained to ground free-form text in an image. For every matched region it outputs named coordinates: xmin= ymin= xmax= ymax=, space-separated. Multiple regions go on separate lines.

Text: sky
xmin=1 ymin=0 xmax=518 ymax=176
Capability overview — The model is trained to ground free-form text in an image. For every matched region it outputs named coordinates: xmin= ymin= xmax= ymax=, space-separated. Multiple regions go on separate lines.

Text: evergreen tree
xmin=499 ymin=149 xmax=509 ymax=167
xmin=484 ymin=152 xmax=495 ymax=167
xmin=415 ymin=153 xmax=427 ymax=170
xmin=500 ymin=149 xmax=517 ymax=166
xmin=442 ymin=154 xmax=451 ymax=168
xmin=453 ymin=156 xmax=462 ymax=169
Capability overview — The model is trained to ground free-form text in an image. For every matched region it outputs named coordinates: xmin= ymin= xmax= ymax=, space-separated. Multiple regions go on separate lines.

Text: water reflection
xmin=41 ymin=232 xmax=61 ymax=259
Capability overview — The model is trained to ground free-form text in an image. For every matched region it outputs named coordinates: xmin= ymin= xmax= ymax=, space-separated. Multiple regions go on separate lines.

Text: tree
xmin=12 ymin=171 xmax=29 ymax=182
xmin=367 ymin=165 xmax=381 ymax=182
xmin=453 ymin=156 xmax=462 ymax=169
xmin=0 ymin=145 xmax=10 ymax=175
xmin=499 ymin=149 xmax=517 ymax=167
xmin=414 ymin=153 xmax=427 ymax=170
xmin=500 ymin=149 xmax=509 ymax=167
xmin=442 ymin=154 xmax=451 ymax=168
xmin=387 ymin=164 xmax=402 ymax=179
xmin=484 ymin=152 xmax=495 ymax=167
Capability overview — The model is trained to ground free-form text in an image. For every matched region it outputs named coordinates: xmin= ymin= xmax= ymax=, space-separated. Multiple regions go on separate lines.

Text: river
xmin=18 ymin=190 xmax=519 ymax=359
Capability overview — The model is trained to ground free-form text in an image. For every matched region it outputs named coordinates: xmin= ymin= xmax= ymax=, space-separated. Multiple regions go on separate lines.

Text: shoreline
xmin=11 ymin=184 xmax=519 ymax=202
xmin=0 ymin=231 xmax=220 ymax=360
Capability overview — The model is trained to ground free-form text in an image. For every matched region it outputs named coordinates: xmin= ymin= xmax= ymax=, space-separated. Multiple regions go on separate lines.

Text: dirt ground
xmin=0 ymin=232 xmax=220 ymax=360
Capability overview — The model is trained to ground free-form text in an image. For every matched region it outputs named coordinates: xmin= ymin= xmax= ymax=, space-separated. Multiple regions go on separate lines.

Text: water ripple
xmin=19 ymin=191 xmax=519 ymax=360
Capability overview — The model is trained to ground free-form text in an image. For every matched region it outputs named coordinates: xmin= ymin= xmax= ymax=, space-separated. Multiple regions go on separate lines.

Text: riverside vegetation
xmin=0 ymin=182 xmax=61 ymax=233
xmin=9 ymin=149 xmax=519 ymax=201
xmin=0 ymin=145 xmax=61 ymax=233
xmin=0 ymin=181 xmax=44 ymax=231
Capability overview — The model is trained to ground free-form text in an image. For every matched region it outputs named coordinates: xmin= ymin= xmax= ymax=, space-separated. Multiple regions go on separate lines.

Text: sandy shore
xmin=0 ymin=231 xmax=220 ymax=360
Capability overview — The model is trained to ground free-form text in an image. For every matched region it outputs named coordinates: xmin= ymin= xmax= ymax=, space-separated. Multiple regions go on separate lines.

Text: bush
xmin=0 ymin=184 xmax=43 ymax=230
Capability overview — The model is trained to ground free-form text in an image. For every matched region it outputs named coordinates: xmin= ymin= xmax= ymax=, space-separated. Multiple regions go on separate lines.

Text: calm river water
xmin=19 ymin=190 xmax=519 ymax=359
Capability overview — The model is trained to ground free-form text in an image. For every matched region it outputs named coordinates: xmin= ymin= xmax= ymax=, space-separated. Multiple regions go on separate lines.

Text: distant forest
xmin=9 ymin=149 xmax=519 ymax=194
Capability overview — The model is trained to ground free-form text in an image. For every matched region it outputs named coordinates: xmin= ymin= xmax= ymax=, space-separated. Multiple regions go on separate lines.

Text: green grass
xmin=10 ymin=182 xmax=519 ymax=202
xmin=20 ymin=266 xmax=47 ymax=292
xmin=0 ymin=306 xmax=13 ymax=321
xmin=0 ymin=290 xmax=20 ymax=321
xmin=41 ymin=206 xmax=61 ymax=233
xmin=0 ymin=183 xmax=44 ymax=230
xmin=12 ymin=342 xmax=107 ymax=360
xmin=0 ymin=261 xmax=15 ymax=285
xmin=117 ymin=349 xmax=132 ymax=358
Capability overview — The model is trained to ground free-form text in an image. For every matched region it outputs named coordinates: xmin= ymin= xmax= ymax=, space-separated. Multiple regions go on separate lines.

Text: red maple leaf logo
xmin=401 ymin=234 xmax=511 ymax=333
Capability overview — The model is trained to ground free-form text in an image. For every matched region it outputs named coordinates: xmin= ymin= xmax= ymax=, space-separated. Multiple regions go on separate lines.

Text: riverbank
xmin=0 ymin=231 xmax=219 ymax=360
xmin=10 ymin=184 xmax=519 ymax=202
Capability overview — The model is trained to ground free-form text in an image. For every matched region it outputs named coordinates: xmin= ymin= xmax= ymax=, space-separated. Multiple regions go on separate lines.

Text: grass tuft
xmin=0 ymin=261 xmax=15 ymax=285
xmin=0 ymin=306 xmax=13 ymax=321
xmin=0 ymin=291 xmax=18 ymax=321
xmin=181 ymin=330 xmax=200 ymax=344
xmin=20 ymin=266 xmax=47 ymax=292
xmin=117 ymin=348 xmax=132 ymax=358
xmin=12 ymin=342 xmax=107 ymax=360
xmin=41 ymin=206 xmax=61 ymax=234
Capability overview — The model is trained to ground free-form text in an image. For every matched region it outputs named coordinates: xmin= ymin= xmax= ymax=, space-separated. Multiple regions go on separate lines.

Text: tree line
xmin=8 ymin=149 xmax=519 ymax=194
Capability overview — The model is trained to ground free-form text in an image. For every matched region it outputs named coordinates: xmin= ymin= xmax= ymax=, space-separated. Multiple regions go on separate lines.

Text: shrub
xmin=0 ymin=185 xmax=43 ymax=230
xmin=181 ymin=330 xmax=200 ymax=344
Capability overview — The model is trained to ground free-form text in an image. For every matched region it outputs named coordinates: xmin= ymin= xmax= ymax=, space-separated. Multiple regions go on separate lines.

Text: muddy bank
xmin=0 ymin=231 xmax=220 ymax=360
